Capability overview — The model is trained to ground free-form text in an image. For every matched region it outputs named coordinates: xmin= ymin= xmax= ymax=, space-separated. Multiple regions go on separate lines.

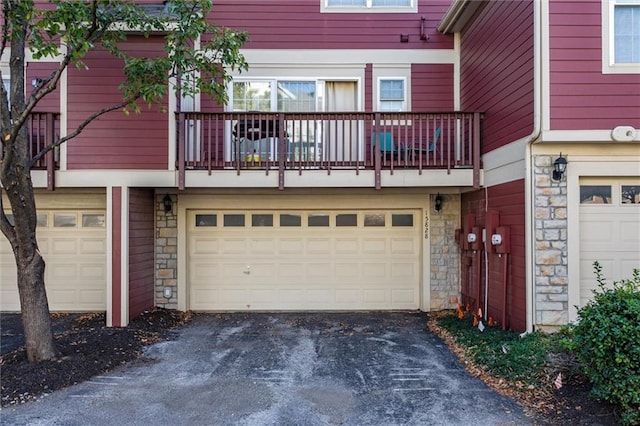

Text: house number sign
xmin=424 ymin=212 xmax=429 ymax=240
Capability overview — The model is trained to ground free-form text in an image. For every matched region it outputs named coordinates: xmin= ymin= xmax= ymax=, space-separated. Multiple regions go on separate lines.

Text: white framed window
xmin=321 ymin=0 xmax=416 ymax=13
xmin=377 ymin=78 xmax=406 ymax=111
xmin=602 ymin=0 xmax=640 ymax=74
xmin=231 ymin=79 xmax=318 ymax=112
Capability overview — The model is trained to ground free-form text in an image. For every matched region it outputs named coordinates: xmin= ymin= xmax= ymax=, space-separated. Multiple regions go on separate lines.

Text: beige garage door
xmin=1 ymin=210 xmax=107 ymax=311
xmin=579 ymin=181 xmax=640 ymax=307
xmin=188 ymin=210 xmax=421 ymax=310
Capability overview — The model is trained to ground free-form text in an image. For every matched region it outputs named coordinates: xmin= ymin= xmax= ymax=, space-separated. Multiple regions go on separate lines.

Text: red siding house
xmin=1 ymin=0 xmax=638 ymax=332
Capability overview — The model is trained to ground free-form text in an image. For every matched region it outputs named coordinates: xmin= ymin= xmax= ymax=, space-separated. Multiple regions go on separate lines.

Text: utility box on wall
xmin=494 ymin=226 xmax=511 ymax=254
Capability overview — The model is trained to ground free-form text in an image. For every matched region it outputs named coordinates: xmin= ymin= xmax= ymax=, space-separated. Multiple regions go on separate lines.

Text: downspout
xmin=524 ymin=0 xmax=544 ymax=332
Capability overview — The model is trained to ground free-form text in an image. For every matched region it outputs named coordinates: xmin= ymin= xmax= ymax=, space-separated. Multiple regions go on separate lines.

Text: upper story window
xmin=232 ymin=80 xmax=317 ymax=112
xmin=602 ymin=0 xmax=640 ymax=74
xmin=322 ymin=0 xmax=416 ymax=13
xmin=378 ymin=78 xmax=406 ymax=111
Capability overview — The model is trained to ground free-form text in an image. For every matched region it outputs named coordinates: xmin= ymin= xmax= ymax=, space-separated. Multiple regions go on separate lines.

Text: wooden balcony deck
xmin=176 ymin=111 xmax=482 ymax=190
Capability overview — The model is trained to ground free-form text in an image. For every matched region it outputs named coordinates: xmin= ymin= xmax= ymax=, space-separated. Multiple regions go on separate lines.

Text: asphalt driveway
xmin=1 ymin=312 xmax=532 ymax=425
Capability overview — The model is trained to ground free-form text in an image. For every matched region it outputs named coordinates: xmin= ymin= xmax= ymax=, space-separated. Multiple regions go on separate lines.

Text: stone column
xmin=430 ymin=193 xmax=461 ymax=310
xmin=155 ymin=194 xmax=178 ymax=308
xmin=533 ymin=155 xmax=568 ymax=328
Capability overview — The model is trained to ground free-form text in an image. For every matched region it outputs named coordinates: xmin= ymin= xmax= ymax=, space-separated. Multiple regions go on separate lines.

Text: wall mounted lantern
xmin=420 ymin=16 xmax=428 ymax=41
xmin=552 ymin=154 xmax=567 ymax=181
xmin=163 ymin=194 xmax=173 ymax=213
xmin=434 ymin=193 xmax=443 ymax=212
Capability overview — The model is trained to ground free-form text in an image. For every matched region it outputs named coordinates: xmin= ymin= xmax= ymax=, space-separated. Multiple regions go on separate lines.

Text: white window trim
xmin=321 ymin=0 xmax=417 ymax=14
xmin=601 ymin=0 xmax=640 ymax=74
xmin=376 ymin=76 xmax=408 ymax=112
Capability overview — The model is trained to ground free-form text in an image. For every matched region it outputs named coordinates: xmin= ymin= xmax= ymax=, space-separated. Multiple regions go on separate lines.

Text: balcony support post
xmin=45 ymin=113 xmax=55 ymax=190
xmin=278 ymin=114 xmax=285 ymax=190
xmin=473 ymin=112 xmax=481 ymax=188
xmin=177 ymin=113 xmax=186 ymax=190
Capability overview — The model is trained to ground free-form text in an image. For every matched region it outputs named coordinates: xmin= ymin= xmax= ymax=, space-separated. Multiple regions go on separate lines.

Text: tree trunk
xmin=16 ymin=245 xmax=58 ymax=362
xmin=0 ymin=1 xmax=58 ymax=362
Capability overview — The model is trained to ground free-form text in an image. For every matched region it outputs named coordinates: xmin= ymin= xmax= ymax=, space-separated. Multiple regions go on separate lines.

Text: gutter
xmin=439 ymin=0 xmax=543 ymax=332
xmin=524 ymin=0 xmax=543 ymax=333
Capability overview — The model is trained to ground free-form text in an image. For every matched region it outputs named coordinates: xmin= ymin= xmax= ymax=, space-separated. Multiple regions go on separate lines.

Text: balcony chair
xmin=404 ymin=127 xmax=441 ymax=155
xmin=371 ymin=132 xmax=399 ymax=156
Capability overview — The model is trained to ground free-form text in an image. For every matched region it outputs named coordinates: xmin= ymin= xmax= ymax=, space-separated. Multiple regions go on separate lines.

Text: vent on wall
xmin=611 ymin=126 xmax=637 ymax=142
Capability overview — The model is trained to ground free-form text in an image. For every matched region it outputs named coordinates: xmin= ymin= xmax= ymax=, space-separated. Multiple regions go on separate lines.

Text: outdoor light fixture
xmin=552 ymin=154 xmax=567 ymax=181
xmin=434 ymin=193 xmax=443 ymax=212
xmin=163 ymin=194 xmax=173 ymax=213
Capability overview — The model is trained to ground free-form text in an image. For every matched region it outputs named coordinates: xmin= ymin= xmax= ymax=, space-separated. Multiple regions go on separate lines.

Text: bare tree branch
xmin=29 ymin=96 xmax=138 ymax=167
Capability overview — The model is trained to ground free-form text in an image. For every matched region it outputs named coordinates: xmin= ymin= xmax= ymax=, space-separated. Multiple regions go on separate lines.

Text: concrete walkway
xmin=1 ymin=312 xmax=533 ymax=425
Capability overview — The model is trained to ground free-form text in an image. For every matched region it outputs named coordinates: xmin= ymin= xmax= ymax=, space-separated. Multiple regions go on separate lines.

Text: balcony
xmin=0 ymin=113 xmax=60 ymax=190
xmin=177 ymin=111 xmax=482 ymax=190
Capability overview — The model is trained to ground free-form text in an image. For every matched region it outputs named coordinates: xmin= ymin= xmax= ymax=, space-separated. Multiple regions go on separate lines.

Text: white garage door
xmin=1 ymin=210 xmax=107 ymax=311
xmin=188 ymin=210 xmax=421 ymax=310
xmin=579 ymin=181 xmax=640 ymax=307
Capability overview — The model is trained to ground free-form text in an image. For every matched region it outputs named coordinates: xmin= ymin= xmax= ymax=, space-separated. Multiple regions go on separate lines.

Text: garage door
xmin=0 ymin=210 xmax=107 ymax=311
xmin=579 ymin=181 xmax=640 ymax=307
xmin=188 ymin=210 xmax=421 ymax=310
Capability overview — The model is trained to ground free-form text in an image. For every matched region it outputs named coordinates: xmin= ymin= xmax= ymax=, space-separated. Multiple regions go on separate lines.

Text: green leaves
xmin=571 ymin=262 xmax=640 ymax=425
xmin=6 ymin=0 xmax=247 ymax=112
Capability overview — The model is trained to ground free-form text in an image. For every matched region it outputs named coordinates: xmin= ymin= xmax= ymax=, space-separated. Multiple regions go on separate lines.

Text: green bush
xmin=571 ymin=262 xmax=640 ymax=425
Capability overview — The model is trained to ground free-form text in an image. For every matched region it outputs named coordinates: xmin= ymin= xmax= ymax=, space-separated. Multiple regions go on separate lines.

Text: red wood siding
xmin=460 ymin=179 xmax=526 ymax=332
xmin=549 ymin=0 xmax=640 ymax=130
xmin=412 ymin=64 xmax=454 ymax=110
xmin=66 ymin=37 xmax=168 ymax=170
xmin=111 ymin=187 xmax=122 ymax=327
xmin=26 ymin=63 xmax=60 ymax=113
xmin=209 ymin=0 xmax=453 ymax=50
xmin=459 ymin=1 xmax=534 ymax=153
xmin=128 ymin=188 xmax=155 ymax=320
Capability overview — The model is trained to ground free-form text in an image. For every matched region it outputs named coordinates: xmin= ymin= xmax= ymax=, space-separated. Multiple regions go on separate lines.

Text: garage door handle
xmin=243 ymin=266 xmax=250 ymax=275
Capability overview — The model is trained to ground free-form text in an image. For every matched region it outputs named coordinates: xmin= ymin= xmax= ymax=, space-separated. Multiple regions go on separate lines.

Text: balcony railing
xmin=176 ymin=111 xmax=482 ymax=189
xmin=0 ymin=113 xmax=60 ymax=190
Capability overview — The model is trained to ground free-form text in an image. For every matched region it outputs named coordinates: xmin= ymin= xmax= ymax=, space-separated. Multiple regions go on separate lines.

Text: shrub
xmin=571 ymin=262 xmax=640 ymax=425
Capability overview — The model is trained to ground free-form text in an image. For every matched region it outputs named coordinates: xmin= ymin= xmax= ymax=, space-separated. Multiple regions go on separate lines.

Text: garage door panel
xmin=391 ymin=263 xmax=417 ymax=280
xmin=307 ymin=262 xmax=333 ymax=278
xmin=362 ymin=238 xmax=386 ymax=254
xmin=307 ymin=238 xmax=331 ymax=254
xmin=362 ymin=263 xmax=386 ymax=278
xmin=78 ymin=289 xmax=106 ymax=305
xmin=80 ymin=238 xmax=106 ymax=254
xmin=51 ymin=238 xmax=78 ymax=254
xmin=391 ymin=238 xmax=417 ymax=254
xmin=279 ymin=238 xmax=304 ymax=254
xmin=392 ymin=289 xmax=418 ymax=304
xmin=335 ymin=263 xmax=359 ymax=278
xmin=0 ymin=290 xmax=20 ymax=311
xmin=335 ymin=238 xmax=359 ymax=254
xmin=79 ymin=263 xmax=106 ymax=280
xmin=188 ymin=209 xmax=421 ymax=311
xmin=49 ymin=263 xmax=78 ymax=280
xmin=191 ymin=238 xmax=220 ymax=254
xmin=220 ymin=238 xmax=247 ymax=254
xmin=249 ymin=238 xmax=276 ymax=254
xmin=363 ymin=290 xmax=388 ymax=304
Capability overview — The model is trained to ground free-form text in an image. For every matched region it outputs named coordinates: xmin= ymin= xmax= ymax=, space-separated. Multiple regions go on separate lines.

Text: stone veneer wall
xmin=534 ymin=155 xmax=568 ymax=327
xmin=430 ymin=193 xmax=461 ymax=310
xmin=155 ymin=193 xmax=178 ymax=309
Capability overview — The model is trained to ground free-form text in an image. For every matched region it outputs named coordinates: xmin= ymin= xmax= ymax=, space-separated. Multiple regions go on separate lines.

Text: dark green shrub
xmin=571 ymin=262 xmax=640 ymax=425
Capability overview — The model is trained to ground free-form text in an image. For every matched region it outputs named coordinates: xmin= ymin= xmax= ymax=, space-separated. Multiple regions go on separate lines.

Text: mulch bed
xmin=0 ymin=308 xmax=190 ymax=407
